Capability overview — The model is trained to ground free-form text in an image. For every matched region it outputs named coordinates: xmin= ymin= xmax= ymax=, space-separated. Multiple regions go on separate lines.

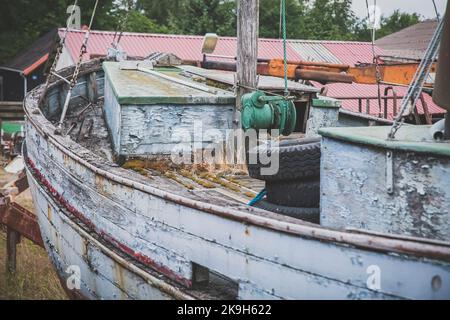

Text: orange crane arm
xmin=261 ymin=59 xmax=437 ymax=87
xmin=202 ymin=58 xmax=437 ymax=86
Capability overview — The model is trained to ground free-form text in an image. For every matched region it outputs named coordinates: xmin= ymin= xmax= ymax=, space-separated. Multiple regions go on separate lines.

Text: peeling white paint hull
xmin=23 ymin=60 xmax=450 ymax=300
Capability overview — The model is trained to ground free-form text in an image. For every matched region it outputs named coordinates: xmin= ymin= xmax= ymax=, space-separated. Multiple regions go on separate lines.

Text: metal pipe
xmin=295 ymin=69 xmax=354 ymax=83
xmin=0 ymin=66 xmax=23 ymax=73
xmin=50 ymin=71 xmax=71 ymax=85
xmin=335 ymin=96 xmax=404 ymax=100
xmin=21 ymin=73 xmax=27 ymax=100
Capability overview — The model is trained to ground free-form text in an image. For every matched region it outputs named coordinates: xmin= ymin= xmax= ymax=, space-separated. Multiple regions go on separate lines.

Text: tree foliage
xmin=0 ymin=0 xmax=424 ymax=65
xmin=0 ymin=0 xmax=117 ymax=64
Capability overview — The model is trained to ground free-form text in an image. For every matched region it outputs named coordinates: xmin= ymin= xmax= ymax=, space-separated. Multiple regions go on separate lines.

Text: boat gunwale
xmin=23 ymin=58 xmax=450 ymax=264
xmin=25 ymin=163 xmax=195 ymax=300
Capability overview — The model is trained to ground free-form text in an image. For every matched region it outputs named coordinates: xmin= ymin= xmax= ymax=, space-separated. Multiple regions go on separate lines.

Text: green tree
xmin=302 ymin=0 xmax=357 ymax=40
xmin=120 ymin=10 xmax=170 ymax=33
xmin=136 ymin=0 xmax=182 ymax=26
xmin=0 ymin=0 xmax=118 ymax=64
xmin=259 ymin=0 xmax=307 ymax=39
xmin=168 ymin=0 xmax=236 ymax=36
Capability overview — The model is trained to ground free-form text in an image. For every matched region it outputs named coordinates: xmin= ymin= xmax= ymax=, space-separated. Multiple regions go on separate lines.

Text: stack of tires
xmin=248 ymin=137 xmax=321 ymax=224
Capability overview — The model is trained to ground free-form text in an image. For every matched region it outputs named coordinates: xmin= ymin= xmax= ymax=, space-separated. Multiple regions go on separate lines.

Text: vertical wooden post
xmin=235 ymin=0 xmax=259 ymax=166
xmin=236 ymin=0 xmax=259 ymax=123
xmin=6 ymin=227 xmax=21 ymax=273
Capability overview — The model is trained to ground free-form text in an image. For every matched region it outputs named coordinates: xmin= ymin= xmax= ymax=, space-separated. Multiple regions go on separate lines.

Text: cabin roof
xmin=103 ymin=62 xmax=235 ymax=105
xmin=320 ymin=125 xmax=450 ymax=157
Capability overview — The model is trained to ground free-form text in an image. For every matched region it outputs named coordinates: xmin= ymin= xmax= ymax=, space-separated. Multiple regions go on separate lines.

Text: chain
xmin=57 ymin=0 xmax=99 ymax=131
xmin=39 ymin=0 xmax=79 ymax=104
xmin=68 ymin=0 xmax=99 ymax=90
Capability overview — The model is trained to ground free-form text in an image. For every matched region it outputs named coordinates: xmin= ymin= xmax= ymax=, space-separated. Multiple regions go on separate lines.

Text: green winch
xmin=241 ymin=91 xmax=296 ymax=136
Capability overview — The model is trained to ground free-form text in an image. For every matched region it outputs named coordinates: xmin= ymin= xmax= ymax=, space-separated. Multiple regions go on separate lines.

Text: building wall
xmin=56 ymin=46 xmax=74 ymax=71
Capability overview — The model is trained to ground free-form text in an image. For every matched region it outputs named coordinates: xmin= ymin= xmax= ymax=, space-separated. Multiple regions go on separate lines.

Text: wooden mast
xmin=236 ymin=0 xmax=259 ymax=126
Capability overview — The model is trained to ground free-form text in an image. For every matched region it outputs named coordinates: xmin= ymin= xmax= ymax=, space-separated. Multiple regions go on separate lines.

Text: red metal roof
xmin=59 ymin=29 xmax=444 ymax=116
xmin=322 ymin=42 xmax=384 ymax=66
xmin=60 ymin=29 xmax=384 ymax=65
xmin=60 ymin=29 xmax=303 ymax=63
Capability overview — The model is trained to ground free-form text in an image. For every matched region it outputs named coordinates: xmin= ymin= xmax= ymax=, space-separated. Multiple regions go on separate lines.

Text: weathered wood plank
xmin=25 ymin=125 xmax=450 ymax=299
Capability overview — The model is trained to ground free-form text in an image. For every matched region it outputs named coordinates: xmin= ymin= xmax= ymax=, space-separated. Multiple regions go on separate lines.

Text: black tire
xmin=266 ymin=179 xmax=320 ymax=208
xmin=248 ymin=137 xmax=321 ymax=182
xmin=254 ymin=200 xmax=320 ymax=224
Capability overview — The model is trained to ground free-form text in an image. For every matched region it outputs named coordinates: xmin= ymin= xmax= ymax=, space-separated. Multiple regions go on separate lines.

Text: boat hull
xmin=23 ymin=61 xmax=450 ymax=300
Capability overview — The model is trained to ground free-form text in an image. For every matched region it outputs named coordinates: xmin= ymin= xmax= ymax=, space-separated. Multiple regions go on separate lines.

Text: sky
xmin=352 ymin=0 xmax=448 ymax=20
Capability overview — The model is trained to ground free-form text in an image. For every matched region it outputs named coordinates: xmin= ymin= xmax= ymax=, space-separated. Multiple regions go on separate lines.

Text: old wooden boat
xmin=22 ymin=54 xmax=450 ymax=300
xmin=20 ymin=0 xmax=450 ymax=299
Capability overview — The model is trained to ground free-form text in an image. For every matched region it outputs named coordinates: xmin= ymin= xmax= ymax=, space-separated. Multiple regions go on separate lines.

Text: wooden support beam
xmin=236 ymin=0 xmax=259 ymax=117
xmin=0 ymin=202 xmax=44 ymax=248
xmin=6 ymin=227 xmax=21 ymax=273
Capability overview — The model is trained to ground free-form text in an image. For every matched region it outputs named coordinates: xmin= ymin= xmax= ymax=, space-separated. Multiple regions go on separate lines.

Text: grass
xmin=0 ymin=165 xmax=67 ymax=300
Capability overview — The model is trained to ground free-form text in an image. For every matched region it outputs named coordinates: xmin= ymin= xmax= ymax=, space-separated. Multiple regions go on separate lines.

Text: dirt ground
xmin=0 ymin=164 xmax=67 ymax=300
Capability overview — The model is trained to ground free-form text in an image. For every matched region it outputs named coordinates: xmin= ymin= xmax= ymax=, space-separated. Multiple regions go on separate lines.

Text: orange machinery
xmin=202 ymin=57 xmax=437 ymax=87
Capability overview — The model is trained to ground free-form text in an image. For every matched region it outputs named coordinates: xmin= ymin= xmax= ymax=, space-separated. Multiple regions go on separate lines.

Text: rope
xmin=432 ymin=0 xmax=441 ymax=21
xmin=248 ymin=189 xmax=267 ymax=206
xmin=112 ymin=0 xmax=133 ymax=48
xmin=281 ymin=0 xmax=289 ymax=97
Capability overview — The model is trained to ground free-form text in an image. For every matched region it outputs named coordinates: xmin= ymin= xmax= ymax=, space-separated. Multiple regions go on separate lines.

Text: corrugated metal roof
xmin=59 ymin=29 xmax=443 ymax=116
xmin=289 ymin=41 xmax=341 ymax=63
xmin=61 ymin=29 xmax=302 ymax=63
xmin=60 ymin=29 xmax=384 ymax=66
xmin=323 ymin=42 xmax=384 ymax=66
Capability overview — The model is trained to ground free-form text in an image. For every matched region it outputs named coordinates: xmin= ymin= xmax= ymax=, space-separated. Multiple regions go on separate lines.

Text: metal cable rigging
xmin=38 ymin=0 xmax=79 ymax=105
xmin=388 ymin=16 xmax=444 ymax=139
xmin=56 ymin=0 xmax=100 ymax=133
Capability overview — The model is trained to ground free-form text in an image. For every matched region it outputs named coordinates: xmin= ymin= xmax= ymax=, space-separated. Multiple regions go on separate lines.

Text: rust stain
xmin=95 ymin=174 xmax=107 ymax=196
xmin=47 ymin=203 xmax=52 ymax=221
xmin=63 ymin=154 xmax=70 ymax=166
xmin=114 ymin=262 xmax=127 ymax=299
